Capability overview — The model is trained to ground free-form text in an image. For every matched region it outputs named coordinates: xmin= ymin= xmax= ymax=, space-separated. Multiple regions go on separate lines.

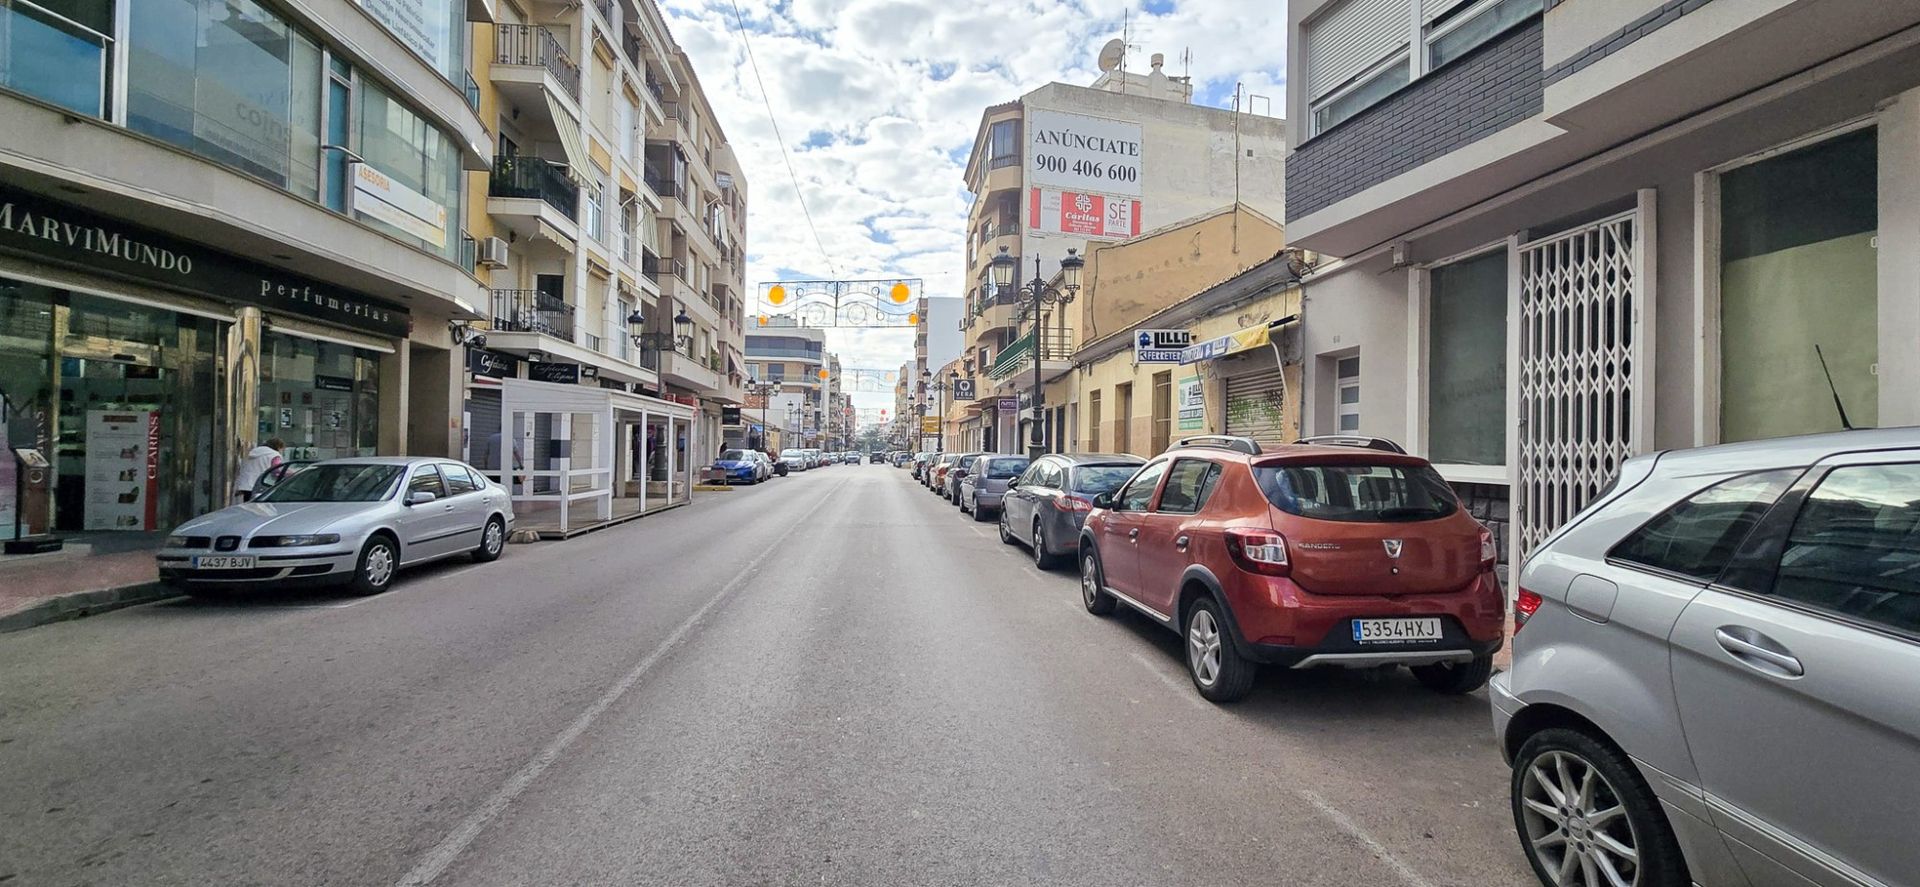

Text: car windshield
xmin=985 ymin=458 xmax=1029 ymax=479
xmin=780 ymin=450 xmax=804 ymax=459
xmin=257 ymin=464 xmax=404 ymax=503
xmin=1072 ymin=465 xmax=1141 ymax=494
xmin=719 ymin=450 xmax=749 ymax=461
xmin=1254 ymin=462 xmax=1459 ymax=522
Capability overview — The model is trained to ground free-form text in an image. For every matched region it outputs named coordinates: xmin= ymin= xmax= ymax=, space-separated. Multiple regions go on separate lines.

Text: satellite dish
xmin=1097 ymin=38 xmax=1126 ymax=73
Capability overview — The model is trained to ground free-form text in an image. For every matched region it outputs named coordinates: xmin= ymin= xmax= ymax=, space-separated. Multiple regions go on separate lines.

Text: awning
xmin=545 ymin=94 xmax=592 ymax=183
xmin=1180 ymin=314 xmax=1299 ymax=365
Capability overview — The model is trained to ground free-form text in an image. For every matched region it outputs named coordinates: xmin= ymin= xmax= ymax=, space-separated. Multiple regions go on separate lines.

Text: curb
xmin=0 ymin=582 xmax=182 ymax=635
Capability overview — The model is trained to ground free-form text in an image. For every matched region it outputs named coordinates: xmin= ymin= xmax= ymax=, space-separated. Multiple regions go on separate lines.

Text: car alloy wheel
xmin=478 ymin=518 xmax=505 ymax=560
xmin=1187 ymin=607 xmax=1223 ymax=688
xmin=998 ymin=510 xmax=1017 ymax=545
xmin=1519 ymin=750 xmax=1643 ymax=887
xmin=1080 ymin=552 xmax=1115 ymax=615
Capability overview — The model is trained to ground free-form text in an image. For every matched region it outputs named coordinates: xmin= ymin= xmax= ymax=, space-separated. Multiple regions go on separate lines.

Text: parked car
xmin=803 ymin=448 xmax=826 ymax=468
xmin=911 ymin=452 xmax=934 ymax=479
xmin=1078 ymin=435 xmax=1503 ymax=703
xmin=870 ymin=451 xmax=888 ymax=464
xmin=156 ymin=457 xmax=512 ymax=596
xmin=893 ymin=451 xmax=913 ymax=467
xmin=779 ymin=448 xmax=810 ymax=471
xmin=944 ymin=453 xmax=985 ymax=503
xmin=713 ymin=449 xmax=770 ymax=484
xmin=843 ymin=451 xmax=861 ymax=464
xmin=999 ymin=453 xmax=1146 ymax=567
xmin=929 ymin=453 xmax=959 ymax=490
xmin=1492 ymin=427 xmax=1920 ymax=887
xmin=959 ymin=455 xmax=1030 ymax=521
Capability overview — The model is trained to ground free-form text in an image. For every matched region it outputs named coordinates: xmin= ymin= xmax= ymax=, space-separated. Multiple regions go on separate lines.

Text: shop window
xmin=259 ymin=333 xmax=381 ymax=462
xmin=1719 ymin=129 xmax=1877 ymax=442
xmin=128 ymin=0 xmax=322 ymax=199
xmin=1427 ymin=249 xmax=1507 ymax=465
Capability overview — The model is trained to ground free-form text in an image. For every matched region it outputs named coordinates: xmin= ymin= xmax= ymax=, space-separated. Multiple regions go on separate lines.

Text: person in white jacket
xmin=233 ymin=438 xmax=285 ymax=503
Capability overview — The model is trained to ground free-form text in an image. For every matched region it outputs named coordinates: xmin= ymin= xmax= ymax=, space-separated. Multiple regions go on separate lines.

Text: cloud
xmin=660 ymin=0 xmax=1289 ymax=416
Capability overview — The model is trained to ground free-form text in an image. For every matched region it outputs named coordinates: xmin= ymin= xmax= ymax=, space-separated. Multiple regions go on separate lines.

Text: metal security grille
xmin=1515 ymin=209 xmax=1648 ymax=557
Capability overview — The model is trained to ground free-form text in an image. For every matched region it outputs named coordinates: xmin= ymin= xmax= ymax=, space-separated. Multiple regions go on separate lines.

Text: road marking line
xmin=1127 ymin=650 xmax=1209 ymax=709
xmin=394 ymin=482 xmax=848 ymax=887
xmin=1297 ymin=788 xmax=1436 ymax=887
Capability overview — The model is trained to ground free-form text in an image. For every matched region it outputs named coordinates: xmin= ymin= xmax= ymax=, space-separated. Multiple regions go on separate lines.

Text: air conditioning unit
xmin=477 ymin=236 xmax=510 ymax=269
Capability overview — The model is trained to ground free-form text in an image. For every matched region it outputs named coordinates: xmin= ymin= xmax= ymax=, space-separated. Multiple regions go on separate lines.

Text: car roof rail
xmin=1292 ymin=435 xmax=1408 ymax=454
xmin=1172 ymin=435 xmax=1263 ymax=455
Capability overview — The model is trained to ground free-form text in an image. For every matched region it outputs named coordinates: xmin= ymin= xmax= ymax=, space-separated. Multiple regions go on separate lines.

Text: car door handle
xmin=1174 ymin=535 xmax=1189 ymax=550
xmin=1714 ymin=627 xmax=1804 ymax=678
xmin=1128 ymin=528 xmax=1139 ymax=540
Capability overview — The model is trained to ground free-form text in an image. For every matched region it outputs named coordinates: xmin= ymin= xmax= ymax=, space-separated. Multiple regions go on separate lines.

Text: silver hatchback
xmin=1492 ymin=427 xmax=1920 ymax=887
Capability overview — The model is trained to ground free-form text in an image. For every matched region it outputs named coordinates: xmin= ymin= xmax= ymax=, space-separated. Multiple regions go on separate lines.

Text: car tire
xmin=1080 ymin=549 xmax=1116 ymax=616
xmin=1032 ymin=521 xmax=1062 ymax=569
xmin=1411 ymin=654 xmax=1494 ymax=694
xmin=971 ymin=496 xmax=991 ymax=522
xmin=348 ymin=535 xmax=398 ymax=596
xmin=1184 ymin=596 xmax=1257 ymax=703
xmin=998 ymin=510 xmax=1018 ymax=545
xmin=1511 ymin=728 xmax=1690 ymax=887
xmin=472 ymin=516 xmax=506 ymax=563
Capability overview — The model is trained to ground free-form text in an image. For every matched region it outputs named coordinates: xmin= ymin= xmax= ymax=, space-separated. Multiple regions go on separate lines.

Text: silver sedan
xmin=156 ymin=457 xmax=514 ymax=595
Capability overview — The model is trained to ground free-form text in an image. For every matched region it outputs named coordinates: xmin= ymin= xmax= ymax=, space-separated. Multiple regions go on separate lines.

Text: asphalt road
xmin=0 ymin=466 xmax=1534 ymax=886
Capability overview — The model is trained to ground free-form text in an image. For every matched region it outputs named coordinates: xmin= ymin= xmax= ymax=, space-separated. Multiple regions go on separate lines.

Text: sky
xmin=657 ymin=0 xmax=1291 ymax=425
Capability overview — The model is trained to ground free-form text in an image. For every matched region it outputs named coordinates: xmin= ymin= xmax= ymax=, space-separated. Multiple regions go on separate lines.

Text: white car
xmin=157 ymin=457 xmax=512 ymax=595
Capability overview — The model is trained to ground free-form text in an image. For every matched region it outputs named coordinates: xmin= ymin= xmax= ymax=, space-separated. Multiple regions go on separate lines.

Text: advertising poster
xmin=1177 ymin=375 xmax=1206 ymax=432
xmin=83 ymin=410 xmax=159 ymax=532
xmin=353 ymin=162 xmax=448 ymax=248
xmin=1027 ymin=109 xmax=1143 ymax=196
xmin=1029 ymin=188 xmax=1141 ymax=240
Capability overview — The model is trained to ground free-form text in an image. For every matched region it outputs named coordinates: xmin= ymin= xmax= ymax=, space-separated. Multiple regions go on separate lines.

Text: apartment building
xmin=958 ymin=51 xmax=1288 ymax=454
xmin=1284 ymin=0 xmax=1920 ymax=564
xmin=744 ymin=322 xmax=826 ymax=448
xmin=459 ymin=0 xmax=748 ymax=523
xmin=0 ymin=0 xmax=489 ymax=552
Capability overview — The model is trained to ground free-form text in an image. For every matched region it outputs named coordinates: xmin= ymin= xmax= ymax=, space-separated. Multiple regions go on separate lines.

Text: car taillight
xmin=1479 ymin=529 xmax=1498 ymax=569
xmin=1514 ymin=588 xmax=1543 ymax=633
xmin=1225 ymin=528 xmax=1290 ymax=576
xmin=1053 ymin=495 xmax=1093 ymax=513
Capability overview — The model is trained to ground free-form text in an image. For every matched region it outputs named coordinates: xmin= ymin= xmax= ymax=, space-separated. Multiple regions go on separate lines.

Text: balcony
xmin=987 ymin=326 xmax=1075 ymax=383
xmin=490 ymin=289 xmax=575 ymax=342
xmin=971 ymin=285 xmax=1025 ymax=336
xmin=487 ymin=155 xmax=580 ymax=244
xmin=495 ymin=25 xmax=580 ymax=101
xmin=657 ymin=344 xmax=721 ymax=395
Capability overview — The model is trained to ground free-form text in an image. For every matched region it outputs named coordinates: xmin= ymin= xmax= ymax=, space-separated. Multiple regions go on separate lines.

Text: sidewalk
xmin=0 ymin=533 xmax=176 ymax=634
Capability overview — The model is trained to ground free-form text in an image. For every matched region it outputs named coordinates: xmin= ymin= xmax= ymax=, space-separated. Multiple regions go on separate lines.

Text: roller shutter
xmin=1224 ymin=365 xmax=1292 ymax=450
xmin=1422 ymin=0 xmax=1472 ymax=24
xmin=1306 ymin=0 xmax=1412 ymax=100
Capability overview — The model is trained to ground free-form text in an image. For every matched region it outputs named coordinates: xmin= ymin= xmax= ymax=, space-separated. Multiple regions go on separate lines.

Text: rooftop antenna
xmin=1813 ymin=344 xmax=1856 ymax=431
xmin=1097 ymin=38 xmax=1126 ymax=88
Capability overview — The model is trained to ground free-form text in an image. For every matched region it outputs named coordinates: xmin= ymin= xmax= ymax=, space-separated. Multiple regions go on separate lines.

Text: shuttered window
xmin=1225 ymin=366 xmax=1292 ymax=450
xmin=1306 ymin=0 xmax=1412 ymax=101
xmin=1422 ymin=0 xmax=1473 ymax=24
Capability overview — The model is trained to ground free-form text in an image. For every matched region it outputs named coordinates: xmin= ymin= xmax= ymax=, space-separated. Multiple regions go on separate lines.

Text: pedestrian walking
xmin=233 ymin=438 xmax=285 ymax=502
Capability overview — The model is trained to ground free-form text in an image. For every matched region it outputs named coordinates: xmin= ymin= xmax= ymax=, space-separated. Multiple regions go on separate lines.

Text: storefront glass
xmin=1427 ymin=249 xmax=1508 ymax=465
xmin=258 ymin=333 xmax=381 ymax=461
xmin=0 ymin=280 xmax=223 ymax=537
xmin=356 ymin=0 xmax=468 ymax=86
xmin=357 ymin=81 xmax=463 ymax=261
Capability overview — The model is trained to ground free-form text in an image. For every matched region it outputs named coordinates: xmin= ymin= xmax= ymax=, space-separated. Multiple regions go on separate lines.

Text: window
xmin=1427 ymin=250 xmax=1507 ymax=465
xmin=1609 ymin=470 xmax=1799 ymax=582
xmin=1312 ymin=55 xmax=1409 ymax=135
xmin=441 ymin=464 xmax=480 ymax=495
xmin=1426 ymin=0 xmax=1543 ymax=69
xmin=985 ymin=457 xmax=1029 ymax=479
xmin=1156 ymin=459 xmax=1221 ymax=515
xmin=988 ymin=119 xmax=1019 ymax=169
xmin=1117 ymin=460 xmax=1168 ymax=511
xmin=1 ymin=0 xmax=113 ymax=116
xmin=1087 ymin=390 xmax=1102 ymax=452
xmin=357 ymin=79 xmax=463 ymax=259
xmin=129 ymin=0 xmax=323 ymax=199
xmin=1336 ymin=357 xmax=1361 ymax=433
xmin=1115 ymin=383 xmax=1134 ymax=454
xmin=1763 ymin=464 xmax=1920 ymax=635
xmin=408 ymin=466 xmax=447 ymax=499
xmin=1151 ymin=371 xmax=1173 ymax=455
xmin=1719 ymin=129 xmax=1878 ymax=443
xmin=357 ymin=0 xmax=467 ymax=85
xmin=1073 ymin=464 xmax=1139 ymax=495
xmin=1256 ymin=463 xmax=1460 ymax=523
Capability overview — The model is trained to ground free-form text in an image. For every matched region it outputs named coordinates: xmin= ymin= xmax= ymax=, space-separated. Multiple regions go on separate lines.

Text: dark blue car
xmin=713 ymin=449 xmax=770 ymax=484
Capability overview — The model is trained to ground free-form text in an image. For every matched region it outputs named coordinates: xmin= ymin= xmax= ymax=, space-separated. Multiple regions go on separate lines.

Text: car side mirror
xmin=1006 ymin=478 xmax=1019 ymax=488
xmin=406 ymin=490 xmax=437 ymax=506
xmin=1092 ymin=492 xmax=1115 ymax=509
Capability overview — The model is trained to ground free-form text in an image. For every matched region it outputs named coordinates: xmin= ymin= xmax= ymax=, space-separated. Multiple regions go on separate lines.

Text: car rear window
xmin=1072 ymin=465 xmax=1139 ymax=494
xmin=720 ymin=450 xmax=748 ymax=461
xmin=985 ymin=458 xmax=1028 ymax=478
xmin=1254 ymin=462 xmax=1459 ymax=522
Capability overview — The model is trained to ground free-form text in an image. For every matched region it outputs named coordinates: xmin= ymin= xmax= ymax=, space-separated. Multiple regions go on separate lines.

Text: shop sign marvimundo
xmin=0 ymin=185 xmax=410 ymax=338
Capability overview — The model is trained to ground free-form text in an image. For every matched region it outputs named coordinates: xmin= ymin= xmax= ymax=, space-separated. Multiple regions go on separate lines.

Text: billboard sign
xmin=1027 ymin=109 xmax=1143 ymax=196
xmin=952 ymin=377 xmax=977 ymax=401
xmin=1029 ymin=188 xmax=1140 ymax=240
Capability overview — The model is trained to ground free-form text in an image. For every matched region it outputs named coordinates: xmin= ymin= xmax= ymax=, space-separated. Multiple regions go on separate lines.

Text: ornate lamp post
xmin=921 ymin=368 xmax=958 ymax=453
xmin=627 ymin=307 xmax=695 ymax=363
xmin=744 ymin=379 xmax=782 ymax=451
xmin=989 ymin=246 xmax=1082 ymax=458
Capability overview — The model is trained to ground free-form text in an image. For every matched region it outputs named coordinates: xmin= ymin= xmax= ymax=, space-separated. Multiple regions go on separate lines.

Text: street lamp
xmin=921 ymin=368 xmax=959 ymax=453
xmin=990 ymin=246 xmax=1082 ymax=458
xmin=627 ymin=307 xmax=696 ymax=358
xmin=744 ymin=379 xmax=782 ymax=451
